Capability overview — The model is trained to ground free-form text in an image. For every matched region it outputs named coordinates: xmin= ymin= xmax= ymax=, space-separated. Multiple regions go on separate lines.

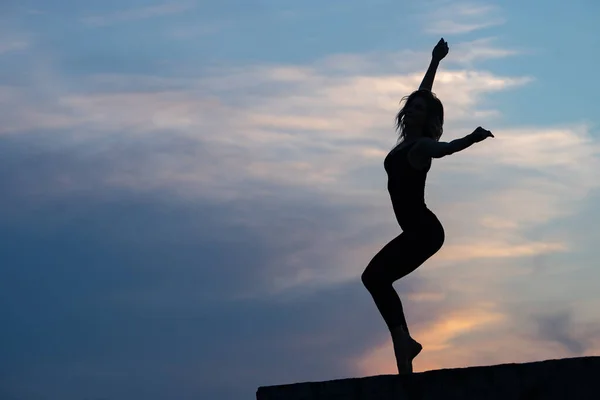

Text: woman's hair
xmin=394 ymin=89 xmax=444 ymax=144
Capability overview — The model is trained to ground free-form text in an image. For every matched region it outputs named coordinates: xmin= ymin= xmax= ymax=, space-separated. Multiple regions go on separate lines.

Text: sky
xmin=1 ymin=0 xmax=600 ymax=399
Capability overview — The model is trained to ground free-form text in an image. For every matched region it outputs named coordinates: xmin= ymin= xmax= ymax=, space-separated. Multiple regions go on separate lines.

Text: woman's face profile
xmin=403 ymin=96 xmax=428 ymax=128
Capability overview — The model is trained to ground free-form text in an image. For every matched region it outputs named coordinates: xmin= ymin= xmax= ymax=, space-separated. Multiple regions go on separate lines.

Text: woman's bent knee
xmin=361 ymin=269 xmax=373 ymax=288
xmin=361 ymin=268 xmax=383 ymax=291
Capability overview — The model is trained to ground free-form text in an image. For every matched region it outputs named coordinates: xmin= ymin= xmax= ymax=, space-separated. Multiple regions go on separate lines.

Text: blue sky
xmin=1 ymin=1 xmax=600 ymax=399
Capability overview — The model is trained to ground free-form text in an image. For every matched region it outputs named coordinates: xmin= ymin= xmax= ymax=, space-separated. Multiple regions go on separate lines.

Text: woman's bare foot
xmin=391 ymin=328 xmax=423 ymax=374
xmin=408 ymin=336 xmax=423 ymax=360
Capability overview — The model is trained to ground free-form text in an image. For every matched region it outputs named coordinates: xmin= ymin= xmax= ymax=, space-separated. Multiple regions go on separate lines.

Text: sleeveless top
xmin=384 ymin=140 xmax=430 ymax=224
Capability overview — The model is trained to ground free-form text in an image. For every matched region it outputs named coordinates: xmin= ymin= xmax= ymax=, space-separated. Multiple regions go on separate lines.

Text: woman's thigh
xmin=364 ymin=225 xmax=444 ymax=284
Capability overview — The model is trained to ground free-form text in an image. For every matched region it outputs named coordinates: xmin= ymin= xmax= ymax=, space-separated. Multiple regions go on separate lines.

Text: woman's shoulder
xmin=407 ymin=138 xmax=433 ymax=171
xmin=391 ymin=138 xmax=419 ymax=152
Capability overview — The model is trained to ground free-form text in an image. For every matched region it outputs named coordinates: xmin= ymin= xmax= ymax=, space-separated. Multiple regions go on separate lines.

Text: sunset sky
xmin=2 ymin=0 xmax=600 ymax=399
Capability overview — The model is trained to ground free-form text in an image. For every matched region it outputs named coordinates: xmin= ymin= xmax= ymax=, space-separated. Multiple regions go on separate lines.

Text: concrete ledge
xmin=256 ymin=356 xmax=599 ymax=399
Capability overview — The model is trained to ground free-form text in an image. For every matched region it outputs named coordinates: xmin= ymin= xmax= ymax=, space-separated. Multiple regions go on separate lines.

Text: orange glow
xmin=354 ymin=305 xmax=506 ymax=375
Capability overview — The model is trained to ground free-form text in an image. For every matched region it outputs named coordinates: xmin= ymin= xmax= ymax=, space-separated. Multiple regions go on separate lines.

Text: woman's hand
xmin=419 ymin=38 xmax=449 ymax=91
xmin=432 ymin=38 xmax=449 ymax=62
xmin=470 ymin=126 xmax=494 ymax=143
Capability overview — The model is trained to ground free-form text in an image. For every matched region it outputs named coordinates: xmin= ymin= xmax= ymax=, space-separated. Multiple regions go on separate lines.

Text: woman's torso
xmin=384 ymin=138 xmax=434 ymax=230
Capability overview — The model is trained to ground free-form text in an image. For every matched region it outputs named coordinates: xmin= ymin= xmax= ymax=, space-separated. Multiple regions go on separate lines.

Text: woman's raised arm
xmin=419 ymin=38 xmax=449 ymax=91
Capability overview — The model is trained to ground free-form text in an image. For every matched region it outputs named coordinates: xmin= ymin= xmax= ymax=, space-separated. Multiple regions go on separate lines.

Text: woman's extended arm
xmin=419 ymin=38 xmax=449 ymax=91
xmin=411 ymin=127 xmax=494 ymax=159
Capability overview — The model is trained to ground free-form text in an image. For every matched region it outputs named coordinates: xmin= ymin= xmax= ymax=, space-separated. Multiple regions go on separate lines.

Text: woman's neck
xmin=403 ymin=128 xmax=424 ymax=140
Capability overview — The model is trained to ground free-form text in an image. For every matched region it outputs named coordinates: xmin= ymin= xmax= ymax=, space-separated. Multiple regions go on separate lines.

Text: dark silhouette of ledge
xmin=256 ymin=356 xmax=599 ymax=399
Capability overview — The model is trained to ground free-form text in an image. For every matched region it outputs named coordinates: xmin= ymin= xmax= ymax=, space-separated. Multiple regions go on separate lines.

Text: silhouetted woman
xmin=361 ymin=38 xmax=494 ymax=374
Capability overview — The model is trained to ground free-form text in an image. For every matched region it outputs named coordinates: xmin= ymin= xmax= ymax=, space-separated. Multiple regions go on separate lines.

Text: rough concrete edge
xmin=256 ymin=356 xmax=600 ymax=399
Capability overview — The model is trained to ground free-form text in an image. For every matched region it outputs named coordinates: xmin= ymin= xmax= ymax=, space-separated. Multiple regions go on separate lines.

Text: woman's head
xmin=395 ymin=90 xmax=444 ymax=143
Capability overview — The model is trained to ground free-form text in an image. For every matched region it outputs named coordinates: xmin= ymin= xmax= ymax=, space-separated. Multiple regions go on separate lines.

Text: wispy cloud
xmin=5 ymin=39 xmax=597 ymax=297
xmin=424 ymin=2 xmax=505 ymax=34
xmin=0 ymin=39 xmax=28 ymax=54
xmin=81 ymin=1 xmax=196 ymax=27
xmin=535 ymin=311 xmax=587 ymax=355
xmin=168 ymin=21 xmax=231 ymax=38
xmin=3 ymin=25 xmax=600 ymax=397
xmin=449 ymin=37 xmax=523 ymax=66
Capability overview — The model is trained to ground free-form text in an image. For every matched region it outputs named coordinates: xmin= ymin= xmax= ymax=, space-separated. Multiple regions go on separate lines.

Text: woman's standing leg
xmin=361 ymin=232 xmax=424 ymax=332
xmin=361 ymin=225 xmax=444 ymax=373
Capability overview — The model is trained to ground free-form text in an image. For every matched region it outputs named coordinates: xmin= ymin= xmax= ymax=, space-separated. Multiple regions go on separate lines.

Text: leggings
xmin=361 ymin=208 xmax=445 ymax=334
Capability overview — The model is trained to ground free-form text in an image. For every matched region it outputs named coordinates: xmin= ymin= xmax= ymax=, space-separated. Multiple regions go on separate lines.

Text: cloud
xmin=3 ymin=39 xmax=594 ymax=277
xmin=357 ymin=290 xmax=600 ymax=374
xmin=81 ymin=1 xmax=196 ymax=27
xmin=356 ymin=303 xmax=507 ymax=374
xmin=0 ymin=139 xmax=397 ymax=397
xmin=168 ymin=21 xmax=231 ymax=38
xmin=448 ymin=37 xmax=525 ymax=67
xmin=3 ymin=35 xmax=600 ymax=398
xmin=534 ymin=312 xmax=587 ymax=355
xmin=0 ymin=39 xmax=28 ymax=54
xmin=423 ymin=2 xmax=505 ymax=34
